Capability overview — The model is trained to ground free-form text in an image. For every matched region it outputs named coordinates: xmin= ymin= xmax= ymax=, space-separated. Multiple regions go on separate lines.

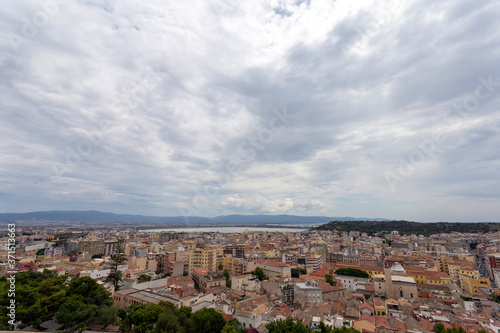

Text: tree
xmin=223 ymin=269 xmax=232 ymax=287
xmin=138 ymin=274 xmax=152 ymax=283
xmin=318 ymin=322 xmax=333 ymax=333
xmin=105 ymin=237 xmax=126 ymax=291
xmin=334 ymin=268 xmax=369 ymax=279
xmin=253 ymin=267 xmax=267 ymax=281
xmin=54 ymin=276 xmax=113 ymax=332
xmin=55 ymin=299 xmax=98 ymax=333
xmin=433 ymin=323 xmax=446 ymax=333
xmin=119 ymin=302 xmax=178 ymax=333
xmin=266 ymin=317 xmax=313 ymax=333
xmin=492 ymin=292 xmax=500 ymax=303
xmin=222 ymin=318 xmax=246 ymax=333
xmin=325 ymin=274 xmax=337 ymax=286
xmin=291 ymin=267 xmax=307 ymax=278
xmin=191 ymin=308 xmax=226 ymax=333
xmin=66 ymin=276 xmax=112 ymax=307
xmin=98 ymin=305 xmax=120 ymax=331
xmin=156 ymin=312 xmax=182 ymax=333
xmin=0 ymin=270 xmax=68 ymax=330
xmin=218 ymin=263 xmax=224 ymax=271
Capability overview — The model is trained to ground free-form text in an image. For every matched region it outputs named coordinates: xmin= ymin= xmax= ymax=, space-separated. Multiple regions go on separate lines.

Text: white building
xmin=231 ymin=274 xmax=261 ymax=292
xmin=336 ymin=275 xmax=369 ymax=292
xmin=294 ymin=280 xmax=322 ymax=303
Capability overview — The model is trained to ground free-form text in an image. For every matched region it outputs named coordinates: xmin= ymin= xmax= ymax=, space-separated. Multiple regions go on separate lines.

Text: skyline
xmin=1 ymin=0 xmax=500 ymax=222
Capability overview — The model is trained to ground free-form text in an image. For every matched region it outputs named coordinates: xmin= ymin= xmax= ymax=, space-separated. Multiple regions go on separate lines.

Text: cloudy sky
xmin=1 ymin=0 xmax=499 ymax=222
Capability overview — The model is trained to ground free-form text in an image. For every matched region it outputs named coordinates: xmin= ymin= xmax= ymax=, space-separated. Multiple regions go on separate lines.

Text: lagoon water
xmin=140 ymin=226 xmax=308 ymax=233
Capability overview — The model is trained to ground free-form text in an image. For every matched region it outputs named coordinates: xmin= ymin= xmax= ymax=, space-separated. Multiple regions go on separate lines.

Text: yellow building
xmin=433 ymin=255 xmax=449 ymax=274
xmin=217 ymin=255 xmax=238 ymax=275
xmin=459 ymin=269 xmax=490 ymax=295
xmin=188 ymin=248 xmax=217 ymax=274
xmin=406 ymin=268 xmax=452 ymax=286
xmin=373 ymin=298 xmax=386 ymax=316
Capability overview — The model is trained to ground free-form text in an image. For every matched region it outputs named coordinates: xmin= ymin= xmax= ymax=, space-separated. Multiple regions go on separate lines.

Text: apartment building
xmin=192 ymin=268 xmax=225 ymax=293
xmin=77 ymin=239 xmax=105 ymax=255
xmin=188 ymin=248 xmax=217 ymax=274
xmin=255 ymin=259 xmax=291 ymax=278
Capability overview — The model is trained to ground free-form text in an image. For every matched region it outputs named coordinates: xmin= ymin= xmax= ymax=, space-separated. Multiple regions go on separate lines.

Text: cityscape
xmin=1 ymin=218 xmax=500 ymax=332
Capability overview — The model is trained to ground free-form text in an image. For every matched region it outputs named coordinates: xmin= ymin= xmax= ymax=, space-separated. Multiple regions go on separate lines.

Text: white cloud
xmin=1 ymin=0 xmax=499 ymax=221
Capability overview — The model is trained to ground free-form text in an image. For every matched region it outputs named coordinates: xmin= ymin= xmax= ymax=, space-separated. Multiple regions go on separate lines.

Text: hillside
xmin=316 ymin=220 xmax=500 ymax=236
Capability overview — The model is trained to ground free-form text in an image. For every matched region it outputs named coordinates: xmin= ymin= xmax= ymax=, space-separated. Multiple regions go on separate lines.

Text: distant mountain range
xmin=0 ymin=210 xmax=391 ymax=225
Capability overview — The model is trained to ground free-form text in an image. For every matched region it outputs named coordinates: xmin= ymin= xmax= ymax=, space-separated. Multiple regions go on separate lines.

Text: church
xmin=373 ymin=262 xmax=418 ymax=299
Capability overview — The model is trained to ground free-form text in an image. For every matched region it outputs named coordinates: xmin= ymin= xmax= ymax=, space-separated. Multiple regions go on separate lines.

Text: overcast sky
xmin=1 ymin=0 xmax=499 ymax=222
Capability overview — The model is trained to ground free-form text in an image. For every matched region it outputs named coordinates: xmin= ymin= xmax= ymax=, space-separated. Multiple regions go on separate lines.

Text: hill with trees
xmin=315 ymin=220 xmax=500 ymax=236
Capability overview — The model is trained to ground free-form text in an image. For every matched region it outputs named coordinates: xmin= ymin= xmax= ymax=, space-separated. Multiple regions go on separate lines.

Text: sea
xmin=139 ymin=226 xmax=309 ymax=233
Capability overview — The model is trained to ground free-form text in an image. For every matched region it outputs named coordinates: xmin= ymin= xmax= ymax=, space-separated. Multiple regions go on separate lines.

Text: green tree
xmin=156 ymin=312 xmax=182 ymax=333
xmin=291 ymin=267 xmax=307 ymax=278
xmin=138 ymin=274 xmax=152 ymax=283
xmin=98 ymin=305 xmax=120 ymax=331
xmin=223 ymin=269 xmax=232 ymax=288
xmin=325 ymin=274 xmax=336 ymax=286
xmin=119 ymin=302 xmax=177 ymax=333
xmin=218 ymin=263 xmax=224 ymax=271
xmin=433 ymin=323 xmax=446 ymax=333
xmin=0 ymin=270 xmax=68 ymax=330
xmin=191 ymin=308 xmax=226 ymax=333
xmin=266 ymin=317 xmax=313 ymax=333
xmin=318 ymin=322 xmax=333 ymax=333
xmin=177 ymin=306 xmax=193 ymax=331
xmin=55 ymin=299 xmax=98 ymax=333
xmin=119 ymin=303 xmax=157 ymax=333
xmin=334 ymin=268 xmax=369 ymax=278
xmin=253 ymin=267 xmax=267 ymax=281
xmin=67 ymin=276 xmax=112 ymax=307
xmin=222 ymin=318 xmax=245 ymax=333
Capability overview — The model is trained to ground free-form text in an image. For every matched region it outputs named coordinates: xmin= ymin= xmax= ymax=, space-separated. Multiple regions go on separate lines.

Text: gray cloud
xmin=1 ymin=0 xmax=499 ymax=221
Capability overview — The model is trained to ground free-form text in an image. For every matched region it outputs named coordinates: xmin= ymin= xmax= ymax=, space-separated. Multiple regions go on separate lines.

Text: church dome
xmin=391 ymin=262 xmax=405 ymax=273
